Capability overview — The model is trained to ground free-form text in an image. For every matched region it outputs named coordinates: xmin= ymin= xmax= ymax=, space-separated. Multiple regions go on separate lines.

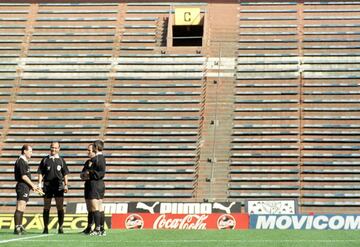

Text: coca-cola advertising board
xmin=112 ymin=213 xmax=249 ymax=230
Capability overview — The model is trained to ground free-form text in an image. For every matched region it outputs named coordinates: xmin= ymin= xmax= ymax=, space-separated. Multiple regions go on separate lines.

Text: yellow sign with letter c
xmin=175 ymin=8 xmax=201 ymax=25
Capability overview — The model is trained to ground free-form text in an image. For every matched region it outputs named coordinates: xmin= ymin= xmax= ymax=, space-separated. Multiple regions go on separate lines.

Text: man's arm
xmin=22 ymin=175 xmax=37 ymax=191
xmin=61 ymin=159 xmax=70 ymax=193
xmin=64 ymin=174 xmax=69 ymax=193
xmin=80 ymin=161 xmax=89 ymax=180
xmin=38 ymin=173 xmax=43 ymax=188
xmin=89 ymin=157 xmax=106 ymax=180
xmin=24 ymin=175 xmax=44 ymax=196
xmin=37 ymin=158 xmax=44 ymax=188
xmin=80 ymin=170 xmax=89 ymax=180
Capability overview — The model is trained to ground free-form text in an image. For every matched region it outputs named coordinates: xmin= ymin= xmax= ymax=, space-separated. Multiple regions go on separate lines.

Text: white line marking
xmin=21 ymin=239 xmax=360 ymax=243
xmin=0 ymin=234 xmax=53 ymax=244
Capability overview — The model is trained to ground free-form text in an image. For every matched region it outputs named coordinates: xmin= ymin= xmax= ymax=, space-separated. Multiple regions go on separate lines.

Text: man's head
xmin=87 ymin=144 xmax=95 ymax=158
xmin=21 ymin=144 xmax=32 ymax=160
xmin=92 ymin=140 xmax=104 ymax=154
xmin=50 ymin=142 xmax=60 ymax=156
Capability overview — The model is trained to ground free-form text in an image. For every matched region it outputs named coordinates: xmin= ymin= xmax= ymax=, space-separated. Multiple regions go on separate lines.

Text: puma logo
xmin=213 ymin=202 xmax=236 ymax=214
xmin=136 ymin=202 xmax=159 ymax=214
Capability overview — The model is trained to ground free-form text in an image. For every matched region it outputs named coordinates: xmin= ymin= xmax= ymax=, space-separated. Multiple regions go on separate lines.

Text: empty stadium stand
xmin=231 ymin=1 xmax=301 ymax=204
xmin=0 ymin=2 xmax=207 ymax=212
xmin=0 ymin=0 xmax=360 ymax=214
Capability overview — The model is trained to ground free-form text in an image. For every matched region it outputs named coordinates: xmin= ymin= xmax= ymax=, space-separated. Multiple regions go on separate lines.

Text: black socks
xmin=100 ymin=211 xmax=105 ymax=230
xmin=93 ymin=210 xmax=101 ymax=230
xmin=88 ymin=211 xmax=94 ymax=228
xmin=43 ymin=209 xmax=50 ymax=229
xmin=57 ymin=209 xmax=64 ymax=228
xmin=14 ymin=210 xmax=23 ymax=226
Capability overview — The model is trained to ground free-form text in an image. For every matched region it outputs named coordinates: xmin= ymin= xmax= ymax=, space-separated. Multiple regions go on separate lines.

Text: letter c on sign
xmin=184 ymin=12 xmax=191 ymax=22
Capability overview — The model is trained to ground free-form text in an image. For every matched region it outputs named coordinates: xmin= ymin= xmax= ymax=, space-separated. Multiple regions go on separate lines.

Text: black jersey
xmin=88 ymin=154 xmax=106 ymax=181
xmin=85 ymin=154 xmax=106 ymax=199
xmin=14 ymin=157 xmax=31 ymax=184
xmin=37 ymin=156 xmax=69 ymax=181
xmin=82 ymin=158 xmax=92 ymax=187
xmin=82 ymin=159 xmax=92 ymax=174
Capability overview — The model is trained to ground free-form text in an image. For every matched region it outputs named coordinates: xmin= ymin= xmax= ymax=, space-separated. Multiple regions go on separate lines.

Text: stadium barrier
xmin=250 ymin=215 xmax=360 ymax=230
xmin=112 ymin=213 xmax=248 ymax=230
xmin=0 ymin=213 xmax=111 ymax=230
xmin=2 ymin=201 xmax=360 ymax=230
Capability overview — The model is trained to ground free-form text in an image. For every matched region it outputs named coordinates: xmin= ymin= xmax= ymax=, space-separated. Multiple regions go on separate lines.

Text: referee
xmin=87 ymin=140 xmax=106 ymax=236
xmin=80 ymin=143 xmax=95 ymax=234
xmin=37 ymin=142 xmax=69 ymax=234
xmin=14 ymin=145 xmax=40 ymax=235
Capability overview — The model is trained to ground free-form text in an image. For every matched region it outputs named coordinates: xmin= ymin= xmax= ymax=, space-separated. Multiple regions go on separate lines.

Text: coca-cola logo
xmin=125 ymin=214 xmax=144 ymax=229
xmin=217 ymin=214 xmax=236 ymax=229
xmin=153 ymin=214 xmax=208 ymax=230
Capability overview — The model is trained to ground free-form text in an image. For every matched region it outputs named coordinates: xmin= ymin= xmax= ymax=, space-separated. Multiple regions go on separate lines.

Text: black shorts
xmin=43 ymin=180 xmax=64 ymax=199
xmin=16 ymin=182 xmax=30 ymax=202
xmin=84 ymin=180 xmax=105 ymax=200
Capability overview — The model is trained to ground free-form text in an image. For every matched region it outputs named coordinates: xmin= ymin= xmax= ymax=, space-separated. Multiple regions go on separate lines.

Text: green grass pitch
xmin=1 ymin=229 xmax=360 ymax=247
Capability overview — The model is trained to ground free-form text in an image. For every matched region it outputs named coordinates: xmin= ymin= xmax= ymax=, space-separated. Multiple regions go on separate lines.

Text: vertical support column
xmin=166 ymin=5 xmax=173 ymax=49
xmin=194 ymin=4 xmax=210 ymax=199
xmin=99 ymin=3 xmax=126 ymax=140
xmin=194 ymin=54 xmax=207 ymax=199
xmin=297 ymin=0 xmax=305 ymax=213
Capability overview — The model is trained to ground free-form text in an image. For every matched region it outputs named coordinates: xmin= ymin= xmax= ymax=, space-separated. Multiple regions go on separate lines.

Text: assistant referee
xmin=14 ymin=144 xmax=39 ymax=235
xmin=80 ymin=143 xmax=96 ymax=234
xmin=88 ymin=140 xmax=106 ymax=236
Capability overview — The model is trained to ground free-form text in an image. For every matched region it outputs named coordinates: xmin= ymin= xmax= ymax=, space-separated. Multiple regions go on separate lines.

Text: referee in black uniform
xmin=14 ymin=144 xmax=40 ymax=235
xmin=87 ymin=140 xmax=106 ymax=236
xmin=37 ymin=142 xmax=69 ymax=234
xmin=80 ymin=143 xmax=95 ymax=234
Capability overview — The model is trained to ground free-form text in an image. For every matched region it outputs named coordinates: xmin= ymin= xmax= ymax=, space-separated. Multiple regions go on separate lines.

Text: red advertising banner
xmin=112 ymin=213 xmax=249 ymax=230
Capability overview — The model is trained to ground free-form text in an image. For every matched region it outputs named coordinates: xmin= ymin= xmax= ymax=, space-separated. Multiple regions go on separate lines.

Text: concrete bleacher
xmin=1 ymin=1 xmax=360 ymax=214
xmin=233 ymin=0 xmax=301 ymax=199
xmin=301 ymin=1 xmax=360 ymax=211
xmin=231 ymin=0 xmax=360 ymax=212
xmin=0 ymin=2 xmax=206 ymax=210
xmin=122 ymin=3 xmax=167 ymax=52
xmin=105 ymin=53 xmax=204 ymax=199
xmin=0 ymin=2 xmax=21 ymax=140
xmin=28 ymin=3 xmax=118 ymax=57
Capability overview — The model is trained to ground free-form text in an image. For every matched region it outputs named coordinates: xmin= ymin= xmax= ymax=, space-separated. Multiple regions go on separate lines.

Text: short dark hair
xmin=93 ymin=140 xmax=104 ymax=152
xmin=21 ymin=144 xmax=31 ymax=155
xmin=50 ymin=141 xmax=60 ymax=148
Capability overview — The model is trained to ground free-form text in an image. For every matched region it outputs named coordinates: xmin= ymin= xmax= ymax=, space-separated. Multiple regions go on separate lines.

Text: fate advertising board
xmin=0 ymin=213 xmax=111 ymax=230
